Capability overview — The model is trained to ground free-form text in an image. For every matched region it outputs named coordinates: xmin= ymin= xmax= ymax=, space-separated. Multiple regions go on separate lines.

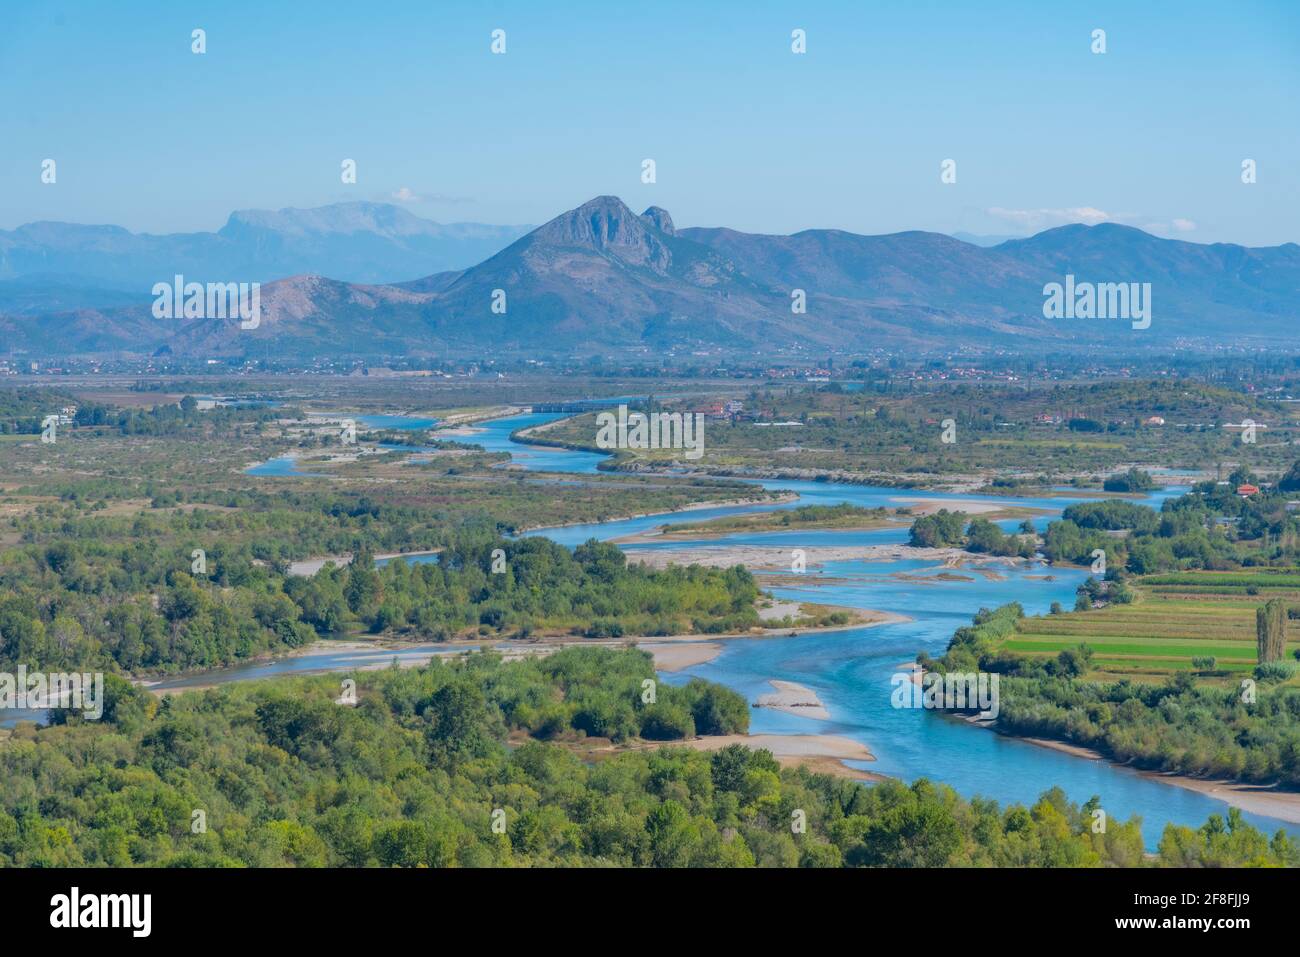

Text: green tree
xmin=1257 ymin=599 xmax=1287 ymax=663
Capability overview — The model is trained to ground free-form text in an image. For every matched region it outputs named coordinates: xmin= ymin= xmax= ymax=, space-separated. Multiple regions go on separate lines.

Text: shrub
xmin=1253 ymin=660 xmax=1297 ymax=682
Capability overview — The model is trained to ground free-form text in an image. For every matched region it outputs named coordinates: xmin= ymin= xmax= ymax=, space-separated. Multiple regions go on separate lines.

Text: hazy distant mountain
xmin=0 ymin=202 xmax=531 ymax=305
xmin=994 ymin=224 xmax=1300 ymax=328
xmin=678 ymin=219 xmax=1300 ymax=340
xmin=212 ymin=203 xmax=532 ymax=284
xmin=0 ymin=274 xmax=145 ymax=315
xmin=5 ymin=196 xmax=1298 ymax=357
xmin=949 ymin=231 xmax=1026 ymax=247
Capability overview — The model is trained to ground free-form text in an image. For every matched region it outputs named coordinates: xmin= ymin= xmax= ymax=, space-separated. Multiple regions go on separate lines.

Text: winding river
xmin=116 ymin=409 xmax=1300 ymax=844
xmin=435 ymin=412 xmax=1298 ymax=844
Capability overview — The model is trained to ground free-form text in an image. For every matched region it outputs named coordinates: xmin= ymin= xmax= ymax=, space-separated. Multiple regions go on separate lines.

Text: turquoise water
xmin=656 ymin=557 xmax=1269 ymax=846
xmin=243 ymin=415 xmax=439 ymax=473
xmin=244 ymin=408 xmax=1293 ymax=843
xmin=476 ymin=413 xmax=1291 ymax=845
xmin=470 ymin=412 xmax=609 ymax=473
xmin=244 ymin=456 xmax=326 ymax=477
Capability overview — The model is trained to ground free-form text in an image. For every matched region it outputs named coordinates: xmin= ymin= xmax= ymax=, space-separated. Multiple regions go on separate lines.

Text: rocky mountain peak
xmin=531 ymin=196 xmax=671 ymax=270
xmin=640 ymin=206 xmax=675 ymax=235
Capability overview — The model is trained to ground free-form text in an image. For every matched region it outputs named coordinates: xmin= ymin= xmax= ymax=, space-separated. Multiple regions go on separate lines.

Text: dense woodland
xmin=0 ymin=647 xmax=1287 ymax=868
xmin=0 ymin=517 xmax=760 ymax=673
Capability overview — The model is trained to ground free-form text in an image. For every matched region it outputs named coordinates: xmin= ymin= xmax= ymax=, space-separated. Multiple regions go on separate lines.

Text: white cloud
xmin=380 ymin=187 xmax=473 ymax=205
xmin=986 ymin=206 xmax=1112 ymax=228
xmin=987 ymin=207 xmax=1198 ymax=235
xmin=1140 ymin=218 xmax=1200 ymax=235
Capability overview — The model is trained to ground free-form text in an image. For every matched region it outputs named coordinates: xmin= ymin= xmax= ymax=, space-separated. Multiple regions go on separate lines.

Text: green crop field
xmin=999 ymin=572 xmax=1300 ymax=682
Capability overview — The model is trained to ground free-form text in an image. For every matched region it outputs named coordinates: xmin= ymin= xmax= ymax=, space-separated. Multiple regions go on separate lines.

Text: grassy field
xmin=1002 ymin=572 xmax=1300 ymax=682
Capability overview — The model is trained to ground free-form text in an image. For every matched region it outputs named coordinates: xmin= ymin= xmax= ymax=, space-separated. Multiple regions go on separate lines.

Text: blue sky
xmin=2 ymin=0 xmax=1296 ymax=244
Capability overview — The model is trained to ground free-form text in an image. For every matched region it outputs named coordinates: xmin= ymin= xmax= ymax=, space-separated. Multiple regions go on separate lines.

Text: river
xmin=211 ymin=411 xmax=1300 ymax=842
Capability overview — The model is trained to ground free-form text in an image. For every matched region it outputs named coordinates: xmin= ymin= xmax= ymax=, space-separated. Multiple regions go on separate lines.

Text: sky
xmin=1 ymin=0 xmax=1297 ymax=245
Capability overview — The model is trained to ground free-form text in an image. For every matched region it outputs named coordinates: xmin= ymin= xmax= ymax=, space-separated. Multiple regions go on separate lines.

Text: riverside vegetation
xmin=0 ymin=515 xmax=763 ymax=673
xmin=1 ymin=646 xmax=1290 ymax=868
xmin=926 ymin=467 xmax=1300 ymax=793
xmin=3 ymin=379 xmax=1299 ymax=868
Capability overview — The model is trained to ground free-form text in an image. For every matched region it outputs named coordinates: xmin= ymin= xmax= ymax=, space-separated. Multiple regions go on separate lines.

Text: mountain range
xmin=0 ymin=202 xmax=532 ymax=313
xmin=3 ymin=196 xmax=1297 ymax=357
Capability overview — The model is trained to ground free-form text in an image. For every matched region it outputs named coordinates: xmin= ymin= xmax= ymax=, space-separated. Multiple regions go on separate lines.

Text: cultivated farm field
xmin=1004 ymin=573 xmax=1300 ymax=681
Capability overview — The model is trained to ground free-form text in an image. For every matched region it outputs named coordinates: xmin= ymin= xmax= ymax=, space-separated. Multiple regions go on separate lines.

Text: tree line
xmin=0 ymin=647 xmax=1286 ymax=867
